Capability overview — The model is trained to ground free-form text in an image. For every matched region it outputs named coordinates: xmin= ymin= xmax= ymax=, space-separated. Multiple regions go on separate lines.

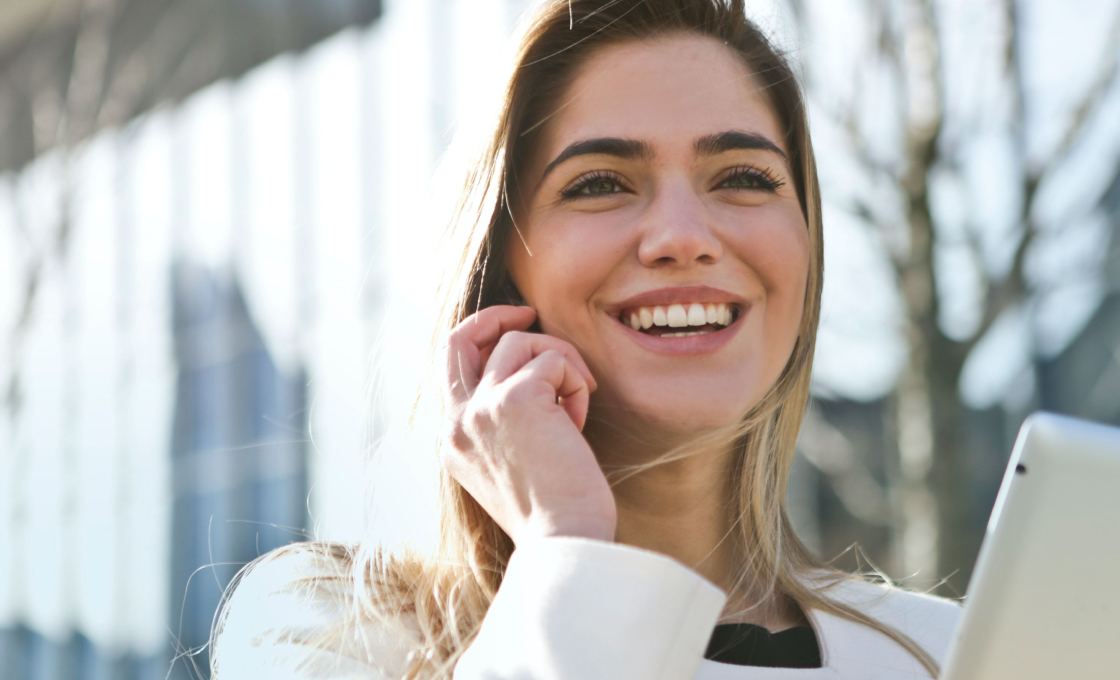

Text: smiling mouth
xmin=617 ymin=302 xmax=741 ymax=337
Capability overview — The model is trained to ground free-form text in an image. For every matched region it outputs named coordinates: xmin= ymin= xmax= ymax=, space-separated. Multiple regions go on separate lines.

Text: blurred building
xmin=0 ymin=1 xmax=388 ymax=678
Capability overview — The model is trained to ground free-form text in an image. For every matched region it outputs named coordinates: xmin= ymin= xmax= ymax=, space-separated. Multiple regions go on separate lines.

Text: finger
xmin=443 ymin=306 xmax=537 ymax=403
xmin=479 ymin=343 xmax=496 ymax=372
xmin=460 ymin=305 xmax=537 ymax=352
xmin=515 ymin=349 xmax=591 ymax=430
xmin=482 ymin=331 xmax=597 ymax=392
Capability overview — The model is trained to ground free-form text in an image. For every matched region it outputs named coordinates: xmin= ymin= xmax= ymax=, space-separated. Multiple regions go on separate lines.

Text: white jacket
xmin=213 ymin=537 xmax=962 ymax=680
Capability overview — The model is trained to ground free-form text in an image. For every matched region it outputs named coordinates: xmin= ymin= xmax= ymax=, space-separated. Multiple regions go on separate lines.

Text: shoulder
xmin=212 ymin=543 xmax=417 ymax=680
xmin=818 ymin=575 xmax=963 ymax=664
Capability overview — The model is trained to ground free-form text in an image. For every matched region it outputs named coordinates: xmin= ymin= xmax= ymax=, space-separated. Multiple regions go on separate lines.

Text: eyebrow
xmin=694 ymin=130 xmax=787 ymax=160
xmin=538 ymin=137 xmax=654 ymax=184
xmin=537 ymin=130 xmax=787 ymax=186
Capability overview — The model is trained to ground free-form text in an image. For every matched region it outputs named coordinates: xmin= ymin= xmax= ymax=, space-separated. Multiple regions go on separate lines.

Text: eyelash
xmin=560 ymin=171 xmax=628 ymax=199
xmin=717 ymin=165 xmax=785 ymax=192
xmin=559 ymin=166 xmax=785 ymax=200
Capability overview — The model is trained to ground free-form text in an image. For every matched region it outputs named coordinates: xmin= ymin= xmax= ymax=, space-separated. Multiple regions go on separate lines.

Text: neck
xmin=611 ymin=449 xmax=738 ymax=587
xmin=585 ymin=418 xmax=803 ymax=630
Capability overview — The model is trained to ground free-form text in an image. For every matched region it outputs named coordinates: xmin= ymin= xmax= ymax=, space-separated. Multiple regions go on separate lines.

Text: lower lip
xmin=613 ymin=309 xmax=745 ymax=355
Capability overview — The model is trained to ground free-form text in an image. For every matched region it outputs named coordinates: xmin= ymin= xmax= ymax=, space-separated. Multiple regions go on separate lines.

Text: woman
xmin=212 ymin=1 xmax=960 ymax=678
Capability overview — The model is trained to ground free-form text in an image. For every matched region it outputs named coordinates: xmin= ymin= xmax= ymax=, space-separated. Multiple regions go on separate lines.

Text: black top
xmin=704 ymin=623 xmax=823 ymax=668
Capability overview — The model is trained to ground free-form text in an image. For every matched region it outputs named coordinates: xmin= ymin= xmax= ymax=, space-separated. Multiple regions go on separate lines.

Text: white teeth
xmin=687 ymin=303 xmax=706 ymax=326
xmin=624 ymin=303 xmax=736 ymax=331
xmin=661 ymin=330 xmax=711 ymax=338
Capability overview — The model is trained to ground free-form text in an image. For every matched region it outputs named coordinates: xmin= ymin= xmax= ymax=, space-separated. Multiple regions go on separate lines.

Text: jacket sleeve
xmin=454 ymin=537 xmax=728 ymax=680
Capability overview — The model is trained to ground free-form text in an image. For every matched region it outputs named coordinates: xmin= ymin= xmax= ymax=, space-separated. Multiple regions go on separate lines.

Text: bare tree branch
xmin=966 ymin=218 xmax=1033 ymax=351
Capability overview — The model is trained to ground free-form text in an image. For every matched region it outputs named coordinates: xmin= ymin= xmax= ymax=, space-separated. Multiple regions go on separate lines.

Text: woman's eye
xmin=582 ymin=179 xmax=621 ymax=194
xmin=723 ymin=173 xmax=764 ymax=189
xmin=561 ymin=173 xmax=626 ymax=199
xmin=719 ymin=167 xmax=784 ymax=192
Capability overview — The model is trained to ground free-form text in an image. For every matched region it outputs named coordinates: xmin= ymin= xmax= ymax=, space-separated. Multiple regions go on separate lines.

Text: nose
xmin=636 ymin=179 xmax=723 ymax=268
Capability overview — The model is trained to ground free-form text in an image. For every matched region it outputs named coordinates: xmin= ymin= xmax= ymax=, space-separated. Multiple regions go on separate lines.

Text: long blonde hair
xmin=215 ymin=1 xmax=939 ymax=677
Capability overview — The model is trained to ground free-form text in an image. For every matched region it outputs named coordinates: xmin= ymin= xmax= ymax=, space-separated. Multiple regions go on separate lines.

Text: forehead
xmin=541 ymin=34 xmax=785 ymax=159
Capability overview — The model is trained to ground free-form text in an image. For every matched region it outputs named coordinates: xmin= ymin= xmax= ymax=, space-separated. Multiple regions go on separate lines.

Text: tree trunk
xmin=889 ymin=0 xmax=975 ymax=594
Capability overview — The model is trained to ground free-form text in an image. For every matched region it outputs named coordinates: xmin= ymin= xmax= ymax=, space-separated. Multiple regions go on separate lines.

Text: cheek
xmin=737 ymin=208 xmax=809 ymax=294
xmin=729 ymin=208 xmax=811 ymax=339
xmin=510 ymin=214 xmax=631 ymax=314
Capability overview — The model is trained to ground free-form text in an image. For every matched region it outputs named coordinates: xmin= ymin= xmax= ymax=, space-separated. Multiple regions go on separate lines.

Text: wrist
xmin=517 ymin=513 xmax=617 ymax=545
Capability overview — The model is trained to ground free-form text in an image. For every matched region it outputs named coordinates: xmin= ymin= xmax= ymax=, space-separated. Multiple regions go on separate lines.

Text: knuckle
xmin=500 ymin=377 xmax=545 ymax=405
xmin=441 ymin=326 xmax=462 ymax=349
xmin=493 ymin=382 xmax=520 ymax=405
xmin=533 ymin=350 xmax=568 ymax=376
xmin=538 ymin=348 xmax=563 ymax=364
xmin=444 ymin=420 xmax=472 ymax=452
xmin=497 ymin=330 xmax=528 ymax=348
xmin=489 ymin=384 xmax=525 ymax=418
xmin=465 ymin=403 xmax=496 ymax=433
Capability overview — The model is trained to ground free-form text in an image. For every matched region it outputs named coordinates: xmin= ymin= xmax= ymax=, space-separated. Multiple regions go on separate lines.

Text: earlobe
xmin=498 ymin=276 xmax=528 ymax=307
xmin=494 ymin=277 xmax=539 ymax=322
xmin=499 ymin=280 xmax=545 ymax=333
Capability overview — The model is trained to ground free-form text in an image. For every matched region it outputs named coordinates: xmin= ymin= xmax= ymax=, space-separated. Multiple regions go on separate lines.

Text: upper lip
xmin=606 ymin=285 xmax=746 ymax=316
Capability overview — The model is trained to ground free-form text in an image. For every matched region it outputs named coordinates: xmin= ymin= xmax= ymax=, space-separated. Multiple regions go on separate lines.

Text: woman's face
xmin=507 ymin=34 xmax=810 ymax=434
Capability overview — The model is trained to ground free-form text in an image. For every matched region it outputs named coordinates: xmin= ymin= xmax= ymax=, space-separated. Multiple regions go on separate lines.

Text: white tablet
xmin=941 ymin=412 xmax=1120 ymax=680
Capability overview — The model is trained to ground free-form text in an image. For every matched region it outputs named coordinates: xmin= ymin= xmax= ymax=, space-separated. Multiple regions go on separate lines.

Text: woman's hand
xmin=441 ymin=305 xmax=617 ymax=546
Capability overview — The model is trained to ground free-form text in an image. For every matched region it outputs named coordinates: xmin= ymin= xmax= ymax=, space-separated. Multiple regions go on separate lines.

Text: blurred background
xmin=1 ymin=0 xmax=1118 ymax=678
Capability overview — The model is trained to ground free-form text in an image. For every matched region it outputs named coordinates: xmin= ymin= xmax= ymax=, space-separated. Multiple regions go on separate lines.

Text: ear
xmin=495 ymin=276 xmax=544 ymax=333
xmin=490 ymin=274 xmax=526 ymax=307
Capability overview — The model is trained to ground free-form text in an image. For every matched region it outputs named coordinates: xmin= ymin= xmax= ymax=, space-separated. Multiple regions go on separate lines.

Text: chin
xmin=642 ymin=399 xmax=748 ymax=433
xmin=594 ymin=379 xmax=759 ymax=436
